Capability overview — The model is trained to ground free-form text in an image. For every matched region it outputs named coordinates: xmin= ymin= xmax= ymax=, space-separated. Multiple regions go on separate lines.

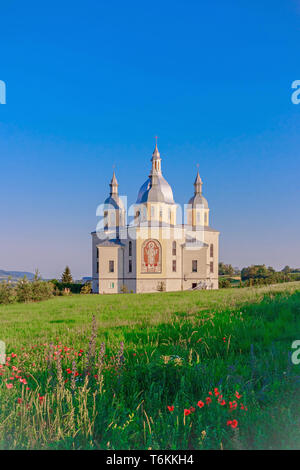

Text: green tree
xmin=0 ymin=278 xmax=16 ymax=304
xmin=61 ymin=266 xmax=73 ymax=283
xmin=218 ymin=262 xmax=234 ymax=276
xmin=282 ymin=265 xmax=291 ymax=274
xmin=241 ymin=265 xmax=272 ymax=281
xmin=31 ymin=270 xmax=54 ymax=301
xmin=15 ymin=276 xmax=33 ymax=303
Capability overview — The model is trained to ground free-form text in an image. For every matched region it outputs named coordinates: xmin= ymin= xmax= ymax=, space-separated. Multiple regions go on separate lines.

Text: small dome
xmin=188 ymin=169 xmax=208 ymax=208
xmin=188 ymin=193 xmax=208 ymax=209
xmin=104 ymin=194 xmax=124 ymax=210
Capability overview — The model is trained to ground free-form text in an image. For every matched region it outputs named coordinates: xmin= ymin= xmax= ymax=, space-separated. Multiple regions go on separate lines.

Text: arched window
xmin=129 ymin=241 xmax=132 ymax=257
xmin=210 ymin=244 xmax=214 ymax=258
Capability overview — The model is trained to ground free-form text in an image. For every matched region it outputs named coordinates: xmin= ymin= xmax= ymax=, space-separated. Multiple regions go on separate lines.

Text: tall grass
xmin=0 ymin=282 xmax=300 ymax=449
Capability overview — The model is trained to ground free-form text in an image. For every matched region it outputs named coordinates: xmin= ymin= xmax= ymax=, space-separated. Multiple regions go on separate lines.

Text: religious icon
xmin=141 ymin=239 xmax=161 ymax=273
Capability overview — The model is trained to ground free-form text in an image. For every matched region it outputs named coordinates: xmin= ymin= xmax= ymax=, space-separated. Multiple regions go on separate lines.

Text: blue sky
xmin=0 ymin=0 xmax=300 ymax=279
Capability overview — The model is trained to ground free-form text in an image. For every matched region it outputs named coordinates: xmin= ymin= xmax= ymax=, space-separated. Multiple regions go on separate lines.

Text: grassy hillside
xmin=0 ymin=282 xmax=300 ymax=450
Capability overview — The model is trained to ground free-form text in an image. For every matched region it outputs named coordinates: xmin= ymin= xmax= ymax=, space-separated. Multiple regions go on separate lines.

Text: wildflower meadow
xmin=0 ymin=282 xmax=299 ymax=450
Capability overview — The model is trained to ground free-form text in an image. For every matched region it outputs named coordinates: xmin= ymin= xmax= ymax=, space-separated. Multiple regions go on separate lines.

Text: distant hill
xmin=0 ymin=270 xmax=35 ymax=281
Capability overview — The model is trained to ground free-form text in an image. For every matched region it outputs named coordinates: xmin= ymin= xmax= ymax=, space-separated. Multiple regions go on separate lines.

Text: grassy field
xmin=0 ymin=282 xmax=300 ymax=450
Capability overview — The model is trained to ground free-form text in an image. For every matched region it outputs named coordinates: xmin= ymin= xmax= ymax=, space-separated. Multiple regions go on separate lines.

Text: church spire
xmin=150 ymin=137 xmax=162 ymax=175
xmin=109 ymin=171 xmax=118 ymax=195
xmin=194 ymin=170 xmax=203 ymax=195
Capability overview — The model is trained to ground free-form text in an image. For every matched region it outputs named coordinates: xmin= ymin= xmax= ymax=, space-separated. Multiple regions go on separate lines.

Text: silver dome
xmin=104 ymin=195 xmax=124 ymax=210
xmin=188 ymin=193 xmax=208 ymax=209
xmin=136 ymin=175 xmax=175 ymax=204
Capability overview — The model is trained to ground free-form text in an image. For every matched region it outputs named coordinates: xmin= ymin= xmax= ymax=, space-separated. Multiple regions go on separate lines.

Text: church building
xmin=91 ymin=143 xmax=219 ymax=294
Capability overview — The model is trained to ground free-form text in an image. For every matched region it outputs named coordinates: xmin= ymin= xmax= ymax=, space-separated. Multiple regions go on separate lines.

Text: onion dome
xmin=188 ymin=170 xmax=208 ymax=208
xmin=104 ymin=171 xmax=124 ymax=210
xmin=136 ymin=142 xmax=175 ymax=204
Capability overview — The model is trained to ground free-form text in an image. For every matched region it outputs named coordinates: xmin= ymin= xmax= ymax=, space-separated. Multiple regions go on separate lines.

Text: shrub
xmin=29 ymin=271 xmax=54 ymax=301
xmin=80 ymin=282 xmax=92 ymax=294
xmin=0 ymin=280 xmax=16 ymax=304
xmin=120 ymin=285 xmax=129 ymax=294
xmin=157 ymin=281 xmax=166 ymax=292
xmin=51 ymin=280 xmax=82 ymax=294
xmin=15 ymin=276 xmax=33 ymax=303
xmin=0 ymin=272 xmax=54 ymax=304
xmin=219 ymin=278 xmax=231 ymax=289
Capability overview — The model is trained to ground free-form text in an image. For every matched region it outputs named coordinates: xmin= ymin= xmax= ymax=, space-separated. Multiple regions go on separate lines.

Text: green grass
xmin=0 ymin=282 xmax=300 ymax=450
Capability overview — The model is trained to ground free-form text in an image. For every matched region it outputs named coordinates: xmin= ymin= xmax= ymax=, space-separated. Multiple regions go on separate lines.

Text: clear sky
xmin=0 ymin=0 xmax=300 ymax=279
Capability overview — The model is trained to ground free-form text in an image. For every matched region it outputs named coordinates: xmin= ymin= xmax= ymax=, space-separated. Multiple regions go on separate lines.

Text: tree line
xmin=219 ymin=262 xmax=300 ymax=288
xmin=0 ymin=266 xmax=91 ymax=305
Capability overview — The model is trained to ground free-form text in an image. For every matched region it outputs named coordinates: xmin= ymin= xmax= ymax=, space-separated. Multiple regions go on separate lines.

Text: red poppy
xmin=235 ymin=391 xmax=242 ymax=399
xmin=184 ymin=409 xmax=191 ymax=416
xmin=229 ymin=400 xmax=237 ymax=410
xmin=190 ymin=406 xmax=195 ymax=413
xmin=206 ymin=397 xmax=212 ymax=405
xmin=197 ymin=400 xmax=204 ymax=408
xmin=167 ymin=406 xmax=174 ymax=412
xmin=227 ymin=419 xmax=238 ymax=428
